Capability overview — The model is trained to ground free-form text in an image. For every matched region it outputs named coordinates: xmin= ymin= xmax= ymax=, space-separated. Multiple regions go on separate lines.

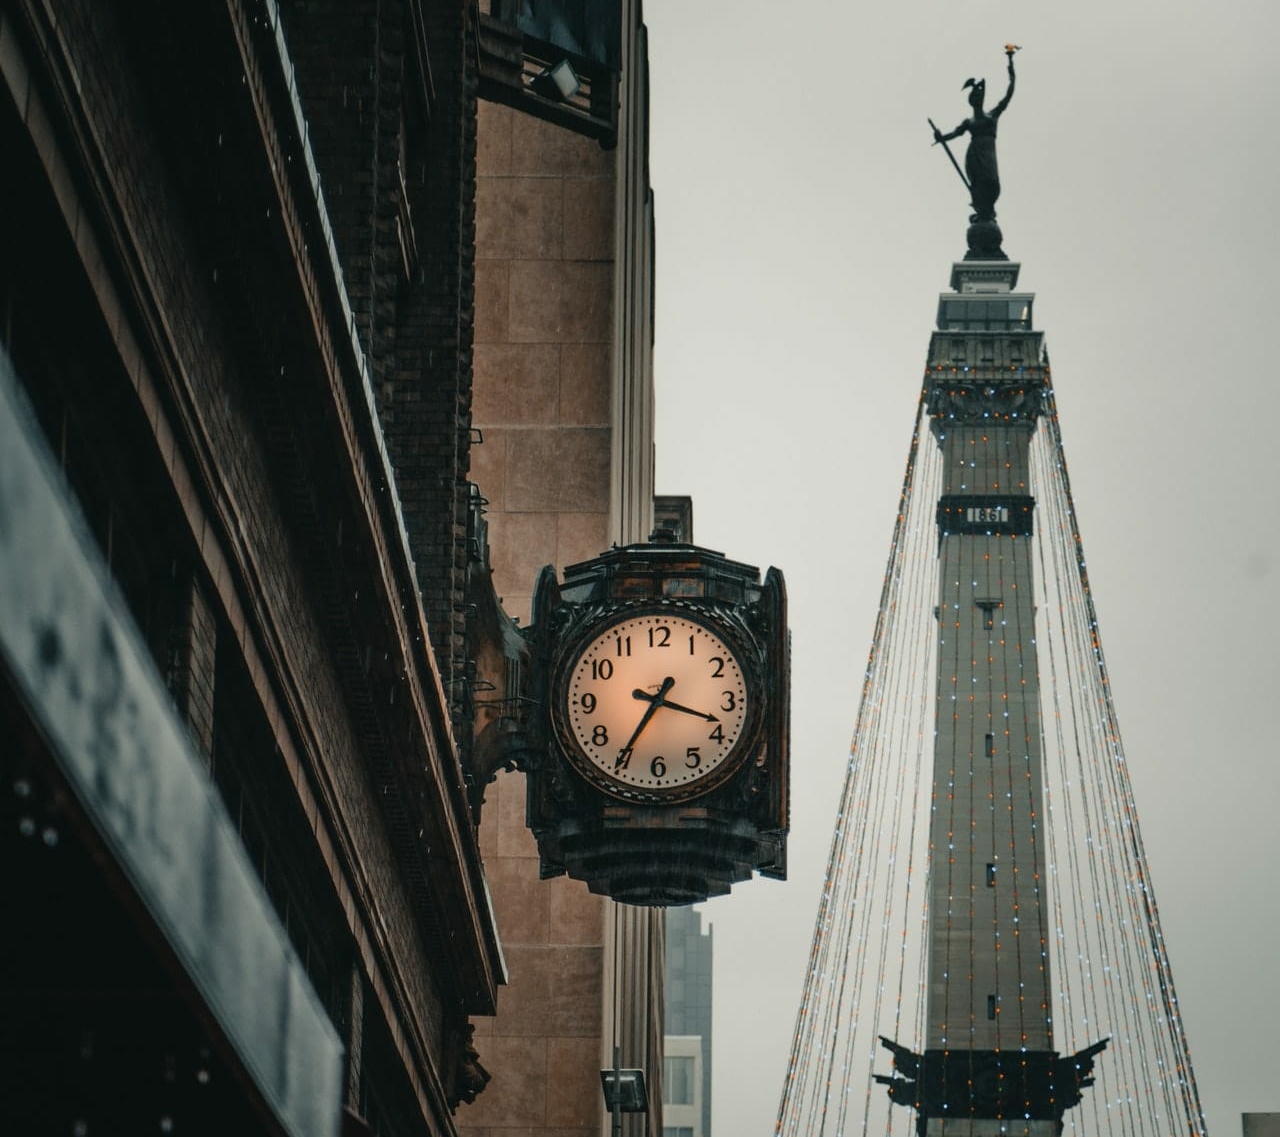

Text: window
xmin=663 ymin=1056 xmax=695 ymax=1106
xmin=942 ymin=298 xmax=1031 ymax=331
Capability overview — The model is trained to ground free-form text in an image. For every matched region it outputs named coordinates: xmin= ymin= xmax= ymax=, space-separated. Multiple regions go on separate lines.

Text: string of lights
xmin=774 ymin=375 xmax=1207 ymax=1137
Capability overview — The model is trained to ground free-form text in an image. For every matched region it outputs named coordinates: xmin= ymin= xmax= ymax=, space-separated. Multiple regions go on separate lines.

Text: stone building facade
xmin=0 ymin=1 xmax=662 ymax=1135
xmin=459 ymin=5 xmax=664 ymax=1137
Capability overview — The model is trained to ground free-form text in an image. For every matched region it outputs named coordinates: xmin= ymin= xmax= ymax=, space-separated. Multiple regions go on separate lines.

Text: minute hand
xmin=662 ymin=698 xmax=720 ymax=722
xmin=631 ymin=688 xmax=720 ymax=723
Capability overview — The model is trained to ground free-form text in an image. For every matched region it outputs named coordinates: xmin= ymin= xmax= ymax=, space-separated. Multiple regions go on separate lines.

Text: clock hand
xmin=616 ymin=676 xmax=675 ymax=768
xmin=631 ymin=685 xmax=719 ymax=723
xmin=652 ymin=697 xmax=719 ymax=723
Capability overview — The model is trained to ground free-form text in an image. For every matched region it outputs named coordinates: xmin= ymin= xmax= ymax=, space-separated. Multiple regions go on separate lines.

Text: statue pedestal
xmin=964 ymin=219 xmax=1006 ymax=261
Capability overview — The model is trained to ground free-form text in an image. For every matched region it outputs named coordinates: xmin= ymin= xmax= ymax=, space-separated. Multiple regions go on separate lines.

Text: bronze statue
xmin=931 ymin=47 xmax=1018 ymax=257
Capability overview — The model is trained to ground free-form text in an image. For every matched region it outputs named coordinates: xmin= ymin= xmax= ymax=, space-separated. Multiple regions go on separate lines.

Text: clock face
xmin=556 ymin=610 xmax=755 ymax=799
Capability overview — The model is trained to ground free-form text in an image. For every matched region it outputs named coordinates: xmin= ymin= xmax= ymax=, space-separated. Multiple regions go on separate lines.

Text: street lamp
xmin=600 ymin=1047 xmax=648 ymax=1137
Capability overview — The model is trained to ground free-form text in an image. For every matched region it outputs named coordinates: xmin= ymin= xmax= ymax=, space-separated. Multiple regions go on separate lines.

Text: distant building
xmin=662 ymin=1036 xmax=704 ymax=1137
xmin=664 ymin=907 xmax=713 ymax=1137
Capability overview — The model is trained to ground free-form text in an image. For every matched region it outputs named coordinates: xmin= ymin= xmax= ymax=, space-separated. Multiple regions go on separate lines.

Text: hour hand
xmin=631 ymin=682 xmax=670 ymax=705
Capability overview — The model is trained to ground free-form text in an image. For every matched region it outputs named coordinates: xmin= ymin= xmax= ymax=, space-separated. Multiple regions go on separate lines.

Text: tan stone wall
xmin=471 ymin=100 xmax=617 ymax=625
xmin=464 ymin=77 xmax=661 ymax=1137
xmin=466 ymin=767 xmax=605 ymax=1137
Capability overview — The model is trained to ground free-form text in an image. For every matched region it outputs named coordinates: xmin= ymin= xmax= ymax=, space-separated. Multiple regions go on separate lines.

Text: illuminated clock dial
xmin=558 ymin=610 xmax=754 ymax=798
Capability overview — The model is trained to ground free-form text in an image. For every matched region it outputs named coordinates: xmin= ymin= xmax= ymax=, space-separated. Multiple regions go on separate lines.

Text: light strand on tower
xmin=775 ymin=327 xmax=1207 ymax=1137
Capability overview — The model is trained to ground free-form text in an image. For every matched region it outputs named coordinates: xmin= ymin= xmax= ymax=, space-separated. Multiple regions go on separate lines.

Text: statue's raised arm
xmin=929 ymin=46 xmax=1020 ymax=259
xmin=990 ymin=49 xmax=1016 ymax=120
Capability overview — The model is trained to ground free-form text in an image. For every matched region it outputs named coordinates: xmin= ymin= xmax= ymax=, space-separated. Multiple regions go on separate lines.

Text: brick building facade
xmin=0 ymin=1 xmax=664 ymax=1135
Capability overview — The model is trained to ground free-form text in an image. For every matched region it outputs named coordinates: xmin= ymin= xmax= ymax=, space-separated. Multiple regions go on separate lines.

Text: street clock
xmin=526 ymin=540 xmax=790 ymax=906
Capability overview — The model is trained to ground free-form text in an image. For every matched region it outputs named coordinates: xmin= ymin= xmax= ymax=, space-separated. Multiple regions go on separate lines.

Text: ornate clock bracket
xmin=458 ymin=499 xmax=541 ymax=820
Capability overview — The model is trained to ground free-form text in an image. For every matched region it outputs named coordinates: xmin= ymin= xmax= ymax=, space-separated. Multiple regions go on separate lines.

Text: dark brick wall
xmin=281 ymin=0 xmax=479 ymax=738
xmin=394 ymin=0 xmax=478 ymax=742
xmin=276 ymin=0 xmax=382 ymax=359
xmin=2 ymin=0 xmax=499 ymax=1129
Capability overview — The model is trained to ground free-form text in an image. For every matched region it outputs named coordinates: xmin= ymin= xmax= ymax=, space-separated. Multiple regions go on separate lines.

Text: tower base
xmin=876 ymin=1039 xmax=1109 ymax=1137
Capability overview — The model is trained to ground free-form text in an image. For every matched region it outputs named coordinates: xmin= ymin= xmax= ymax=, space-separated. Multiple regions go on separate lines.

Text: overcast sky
xmin=643 ymin=3 xmax=1279 ymax=1135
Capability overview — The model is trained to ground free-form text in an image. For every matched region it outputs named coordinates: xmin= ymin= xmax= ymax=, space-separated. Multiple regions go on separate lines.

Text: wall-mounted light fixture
xmin=530 ymin=58 xmax=580 ymax=101
xmin=601 ymin=1049 xmax=648 ymax=1137
xmin=599 ymin=1067 xmax=648 ymax=1114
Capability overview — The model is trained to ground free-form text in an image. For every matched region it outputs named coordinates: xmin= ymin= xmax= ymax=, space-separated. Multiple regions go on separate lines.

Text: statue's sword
xmin=928 ymin=118 xmax=970 ymax=191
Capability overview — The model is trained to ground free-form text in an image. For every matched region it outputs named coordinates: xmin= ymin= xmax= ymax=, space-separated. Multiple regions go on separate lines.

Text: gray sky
xmin=644 ymin=3 xmax=1279 ymax=1135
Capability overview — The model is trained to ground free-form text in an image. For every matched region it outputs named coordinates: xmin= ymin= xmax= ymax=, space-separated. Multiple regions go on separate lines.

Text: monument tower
xmin=877 ymin=49 xmax=1107 ymax=1135
xmin=876 ymin=253 xmax=1106 ymax=1137
xmin=778 ymin=48 xmax=1204 ymax=1137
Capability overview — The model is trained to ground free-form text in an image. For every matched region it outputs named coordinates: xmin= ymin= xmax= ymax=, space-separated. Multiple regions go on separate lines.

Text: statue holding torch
xmin=930 ymin=46 xmax=1019 ymax=242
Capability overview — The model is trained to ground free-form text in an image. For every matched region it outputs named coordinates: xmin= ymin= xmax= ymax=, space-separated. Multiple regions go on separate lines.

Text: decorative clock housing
xmin=526 ymin=540 xmax=790 ymax=906
xmin=554 ymin=608 xmax=759 ymax=802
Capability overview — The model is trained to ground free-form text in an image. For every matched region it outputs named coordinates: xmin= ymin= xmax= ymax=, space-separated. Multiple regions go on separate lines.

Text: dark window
xmin=0 ymin=115 xmax=190 ymax=688
xmin=941 ymin=298 xmax=1031 ymax=331
xmin=211 ymin=644 xmax=351 ymax=1031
